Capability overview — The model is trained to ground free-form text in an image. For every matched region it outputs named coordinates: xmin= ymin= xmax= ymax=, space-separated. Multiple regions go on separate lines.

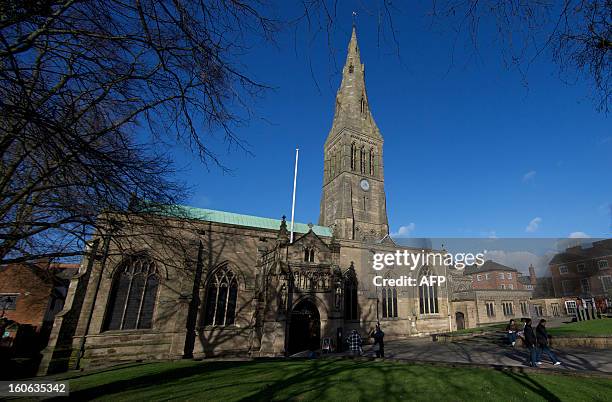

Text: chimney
xmin=529 ymin=264 xmax=537 ymax=285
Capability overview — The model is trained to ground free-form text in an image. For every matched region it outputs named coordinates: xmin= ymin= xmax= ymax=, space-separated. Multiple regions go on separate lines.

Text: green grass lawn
xmin=47 ymin=359 xmax=611 ymax=401
xmin=548 ymin=319 xmax=612 ymax=337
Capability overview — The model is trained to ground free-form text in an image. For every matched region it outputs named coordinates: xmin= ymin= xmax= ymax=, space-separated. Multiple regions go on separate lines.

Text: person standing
xmin=506 ymin=319 xmax=518 ymax=347
xmin=372 ymin=323 xmax=385 ymax=358
xmin=347 ymin=329 xmax=362 ymax=356
xmin=523 ymin=318 xmax=538 ymax=368
xmin=536 ymin=319 xmax=562 ymax=366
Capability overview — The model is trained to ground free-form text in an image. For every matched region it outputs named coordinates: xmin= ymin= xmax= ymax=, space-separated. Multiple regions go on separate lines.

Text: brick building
xmin=0 ymin=261 xmax=79 ymax=350
xmin=549 ymin=239 xmax=612 ymax=315
xmin=465 ymin=260 xmax=520 ymax=290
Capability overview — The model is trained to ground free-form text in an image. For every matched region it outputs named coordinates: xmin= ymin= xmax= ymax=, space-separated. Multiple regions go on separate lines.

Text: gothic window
xmin=103 ymin=256 xmax=159 ymax=331
xmin=203 ymin=265 xmax=238 ymax=326
xmin=350 ymin=143 xmax=356 ymax=171
xmin=304 ymin=247 xmax=315 ymax=262
xmin=381 ymin=285 xmax=397 ymax=319
xmin=369 ymin=148 xmax=374 ymax=175
xmin=330 ymin=153 xmax=336 ymax=178
xmin=344 ymin=273 xmax=358 ymax=320
xmin=419 ymin=267 xmax=439 ymax=314
xmin=349 ymin=64 xmax=354 ymax=74
xmin=360 ymin=96 xmax=365 ymax=114
xmin=360 ymin=146 xmax=366 ymax=174
xmin=502 ymin=301 xmax=514 ymax=316
xmin=486 ymin=301 xmax=495 ymax=317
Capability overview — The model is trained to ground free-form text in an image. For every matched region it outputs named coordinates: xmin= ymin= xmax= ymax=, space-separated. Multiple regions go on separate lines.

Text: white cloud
xmin=525 ymin=217 xmax=542 ymax=233
xmin=392 ymin=223 xmax=415 ymax=237
xmin=569 ymin=231 xmax=590 ymax=238
xmin=522 ymin=170 xmax=536 ymax=182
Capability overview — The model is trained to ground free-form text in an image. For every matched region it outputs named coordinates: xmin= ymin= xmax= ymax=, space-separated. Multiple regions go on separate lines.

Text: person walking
xmin=346 ymin=329 xmax=362 ymax=356
xmin=372 ymin=323 xmax=385 ymax=358
xmin=506 ymin=319 xmax=518 ymax=347
xmin=536 ymin=319 xmax=562 ymax=366
xmin=523 ymin=318 xmax=538 ymax=368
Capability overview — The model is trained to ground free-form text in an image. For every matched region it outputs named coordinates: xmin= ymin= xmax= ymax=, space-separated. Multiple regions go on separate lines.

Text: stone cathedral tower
xmin=319 ymin=27 xmax=389 ymax=241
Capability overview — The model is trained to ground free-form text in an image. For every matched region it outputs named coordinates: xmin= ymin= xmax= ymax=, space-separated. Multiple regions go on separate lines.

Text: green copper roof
xmin=164 ymin=205 xmax=333 ymax=237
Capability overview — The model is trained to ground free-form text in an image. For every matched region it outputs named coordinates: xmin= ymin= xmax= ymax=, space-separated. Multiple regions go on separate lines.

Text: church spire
xmin=319 ymin=26 xmax=389 ymax=241
xmin=326 ymin=26 xmax=381 ymax=143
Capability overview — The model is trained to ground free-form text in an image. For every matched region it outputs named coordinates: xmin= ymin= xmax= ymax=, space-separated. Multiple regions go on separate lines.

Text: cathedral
xmin=39 ymin=28 xmax=538 ymax=373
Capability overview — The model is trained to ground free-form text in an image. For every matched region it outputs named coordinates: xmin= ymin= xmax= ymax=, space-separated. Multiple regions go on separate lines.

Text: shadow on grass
xmin=501 ymin=370 xmax=561 ymax=402
xmin=57 ymin=360 xmax=251 ymax=401
xmin=55 ymin=358 xmax=579 ymax=402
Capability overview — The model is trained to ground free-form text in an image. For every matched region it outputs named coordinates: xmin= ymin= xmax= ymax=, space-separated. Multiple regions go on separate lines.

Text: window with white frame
xmin=499 ymin=273 xmax=505 ymax=279
xmin=565 ymin=300 xmax=577 ymax=315
xmin=485 ymin=273 xmax=490 ymax=280
xmin=601 ymin=276 xmax=612 ymax=292
xmin=577 ymin=263 xmax=586 ymax=272
xmin=598 ymin=260 xmax=609 ymax=270
xmin=500 ymin=284 xmax=506 ymax=289
xmin=477 ymin=274 xmax=482 ymax=281
xmin=580 ymin=278 xmax=591 ymax=293
xmin=508 ymin=284 xmax=513 ymax=290
xmin=559 ymin=265 xmax=569 ymax=275
xmin=507 ymin=273 xmax=512 ymax=279
xmin=562 ymin=280 xmax=572 ymax=295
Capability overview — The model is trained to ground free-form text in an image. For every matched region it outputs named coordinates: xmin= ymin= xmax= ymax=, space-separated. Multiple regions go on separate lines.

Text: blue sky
xmin=165 ymin=3 xmax=611 ymax=239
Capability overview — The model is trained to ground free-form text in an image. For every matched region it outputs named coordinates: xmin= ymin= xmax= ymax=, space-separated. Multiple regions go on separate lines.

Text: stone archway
xmin=288 ymin=299 xmax=321 ymax=355
xmin=455 ymin=311 xmax=465 ymax=330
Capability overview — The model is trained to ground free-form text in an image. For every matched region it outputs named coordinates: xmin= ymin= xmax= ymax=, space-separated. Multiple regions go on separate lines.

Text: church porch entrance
xmin=288 ymin=299 xmax=320 ymax=355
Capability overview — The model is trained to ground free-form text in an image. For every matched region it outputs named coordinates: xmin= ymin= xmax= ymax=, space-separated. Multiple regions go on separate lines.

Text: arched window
xmin=381 ymin=280 xmax=398 ymax=319
xmin=349 ymin=64 xmax=354 ymax=74
xmin=419 ymin=267 xmax=439 ymax=314
xmin=360 ymin=96 xmax=365 ymax=114
xmin=303 ymin=247 xmax=315 ymax=262
xmin=203 ymin=265 xmax=238 ymax=326
xmin=369 ymin=148 xmax=374 ymax=175
xmin=344 ymin=273 xmax=358 ymax=320
xmin=103 ymin=256 xmax=159 ymax=331
xmin=360 ymin=146 xmax=366 ymax=174
xmin=330 ymin=153 xmax=336 ymax=178
xmin=350 ymin=143 xmax=356 ymax=171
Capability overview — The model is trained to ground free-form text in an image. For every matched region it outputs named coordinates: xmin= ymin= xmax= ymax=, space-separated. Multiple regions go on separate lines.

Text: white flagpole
xmin=290 ymin=147 xmax=299 ymax=243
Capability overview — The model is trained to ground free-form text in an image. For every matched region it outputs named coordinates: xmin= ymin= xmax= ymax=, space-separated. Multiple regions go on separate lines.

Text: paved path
xmin=358 ymin=334 xmax=612 ymax=373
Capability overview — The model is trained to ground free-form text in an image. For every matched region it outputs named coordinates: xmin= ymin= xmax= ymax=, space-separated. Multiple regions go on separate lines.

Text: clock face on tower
xmin=360 ymin=179 xmax=370 ymax=191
